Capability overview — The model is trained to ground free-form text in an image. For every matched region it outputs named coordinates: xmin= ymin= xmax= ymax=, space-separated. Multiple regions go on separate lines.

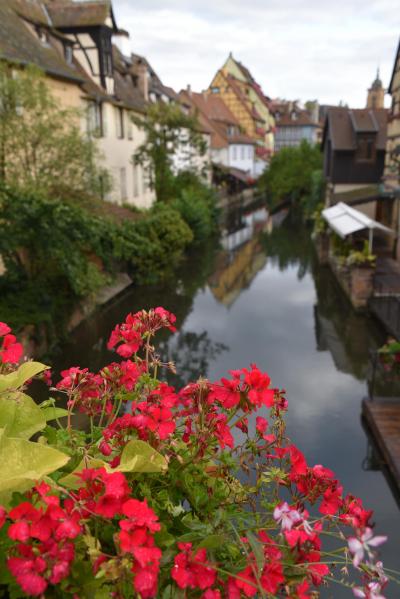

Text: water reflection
xmin=209 ymin=208 xmax=269 ymax=308
xmin=313 ymin=264 xmax=383 ymax=381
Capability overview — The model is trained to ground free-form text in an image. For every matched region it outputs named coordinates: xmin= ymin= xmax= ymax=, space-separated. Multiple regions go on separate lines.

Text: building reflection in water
xmin=209 ymin=207 xmax=270 ymax=308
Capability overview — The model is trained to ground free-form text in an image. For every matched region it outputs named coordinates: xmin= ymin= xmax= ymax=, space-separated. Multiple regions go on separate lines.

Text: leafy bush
xmin=116 ymin=204 xmax=193 ymax=284
xmin=171 ymin=172 xmax=218 ymax=242
xmin=0 ymin=186 xmax=193 ymax=332
xmin=0 ymin=312 xmax=394 ymax=598
xmin=259 ymin=141 xmax=323 ymax=209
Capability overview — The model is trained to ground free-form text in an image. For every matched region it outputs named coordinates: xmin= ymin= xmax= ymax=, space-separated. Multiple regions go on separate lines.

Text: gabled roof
xmin=324 ymin=107 xmax=387 ymax=151
xmin=0 ymin=1 xmax=84 ymax=83
xmin=45 ymin=0 xmax=118 ymax=30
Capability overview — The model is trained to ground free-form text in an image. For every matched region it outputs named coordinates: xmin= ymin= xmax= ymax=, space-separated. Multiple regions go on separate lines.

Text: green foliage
xmin=259 ymin=140 xmax=323 ymax=208
xmin=171 ymin=171 xmax=218 ymax=242
xmin=301 ymin=169 xmax=325 ymax=218
xmin=0 ymin=64 xmax=110 ymax=199
xmin=347 ymin=241 xmax=376 ymax=268
xmin=115 ymin=204 xmax=193 ymax=284
xmin=0 ymin=186 xmax=193 ymax=333
xmin=0 ymin=185 xmax=109 ymax=298
xmin=311 ymin=204 xmax=328 ymax=236
xmin=133 ymin=102 xmax=207 ymax=203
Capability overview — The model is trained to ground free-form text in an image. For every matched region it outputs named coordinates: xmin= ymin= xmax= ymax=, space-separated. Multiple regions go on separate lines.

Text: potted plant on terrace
xmin=0 ymin=311 xmax=396 ymax=598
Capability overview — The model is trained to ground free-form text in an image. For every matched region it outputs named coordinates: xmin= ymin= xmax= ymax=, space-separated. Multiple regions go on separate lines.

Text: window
xmin=127 ymin=113 xmax=133 ymax=140
xmin=356 ymin=135 xmax=375 ymax=162
xmin=133 ymin=164 xmax=139 ymax=197
xmin=86 ymin=101 xmax=103 ymax=137
xmin=115 ymin=107 xmax=124 ymax=138
xmin=37 ymin=28 xmax=49 ymax=46
xmin=211 ymin=87 xmax=220 ymax=94
xmin=248 ymin=146 xmax=252 ymax=158
xmin=241 ymin=146 xmax=245 ymax=160
xmin=232 ymin=146 xmax=237 ymax=160
xmin=142 ymin=169 xmax=147 ymax=195
xmin=64 ymin=44 xmax=73 ymax=65
xmin=120 ymin=168 xmax=127 ymax=201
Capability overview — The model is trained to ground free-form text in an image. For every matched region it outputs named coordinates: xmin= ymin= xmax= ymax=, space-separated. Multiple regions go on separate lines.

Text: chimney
xmin=137 ymin=61 xmax=149 ymax=101
xmin=186 ymin=84 xmax=192 ymax=96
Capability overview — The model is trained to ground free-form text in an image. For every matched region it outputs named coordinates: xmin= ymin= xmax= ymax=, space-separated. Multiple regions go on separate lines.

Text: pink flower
xmin=348 ymin=528 xmax=387 ymax=568
xmin=273 ymin=502 xmax=302 ymax=531
xmin=353 ymin=582 xmax=387 ymax=598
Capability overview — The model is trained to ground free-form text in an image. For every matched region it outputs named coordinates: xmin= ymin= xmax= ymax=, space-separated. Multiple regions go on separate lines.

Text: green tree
xmin=132 ymin=102 xmax=207 ymax=203
xmin=0 ymin=64 xmax=110 ymax=199
xmin=259 ymin=140 xmax=322 ymax=208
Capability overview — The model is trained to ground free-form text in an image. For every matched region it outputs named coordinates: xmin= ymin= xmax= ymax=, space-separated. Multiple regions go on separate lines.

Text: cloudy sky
xmin=112 ymin=0 xmax=399 ymax=108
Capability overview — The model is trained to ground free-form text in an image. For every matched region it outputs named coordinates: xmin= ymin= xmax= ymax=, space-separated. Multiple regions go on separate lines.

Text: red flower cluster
xmin=119 ymin=498 xmax=162 ymax=597
xmin=56 ymin=367 xmax=106 ymax=417
xmin=0 ymin=322 xmax=23 ymax=365
xmin=107 ymin=308 xmax=176 ymax=359
xmin=74 ymin=468 xmax=130 ymax=518
xmin=229 ymin=533 xmax=284 ymax=597
xmin=209 ymin=364 xmax=275 ymax=411
xmin=171 ymin=543 xmax=216 ymax=591
xmin=5 ymin=483 xmax=81 ymax=596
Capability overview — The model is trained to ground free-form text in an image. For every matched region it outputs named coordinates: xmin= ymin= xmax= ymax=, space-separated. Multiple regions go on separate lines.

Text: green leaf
xmin=40 ymin=406 xmax=69 ymax=422
xmin=0 ymin=362 xmax=49 ymax=393
xmin=197 ymin=534 xmax=226 ymax=550
xmin=119 ymin=440 xmax=167 ymax=473
xmin=246 ymin=530 xmax=265 ymax=573
xmin=0 ymin=392 xmax=46 ymax=438
xmin=0 ymin=428 xmax=70 ymax=504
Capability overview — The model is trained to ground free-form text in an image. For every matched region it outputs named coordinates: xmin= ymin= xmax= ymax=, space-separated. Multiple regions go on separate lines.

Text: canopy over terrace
xmin=322 ymin=202 xmax=394 ymax=251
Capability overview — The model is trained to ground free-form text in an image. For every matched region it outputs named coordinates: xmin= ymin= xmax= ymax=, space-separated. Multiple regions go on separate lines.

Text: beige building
xmin=1 ymin=0 xmax=207 ymax=208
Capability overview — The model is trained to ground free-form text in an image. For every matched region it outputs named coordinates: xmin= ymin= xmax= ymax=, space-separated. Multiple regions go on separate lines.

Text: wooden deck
xmin=362 ymin=399 xmax=400 ymax=490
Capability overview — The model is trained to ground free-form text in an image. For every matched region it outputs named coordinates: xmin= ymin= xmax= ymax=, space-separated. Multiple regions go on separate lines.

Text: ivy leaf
xmin=119 ymin=440 xmax=167 ymax=473
xmin=0 ymin=392 xmax=46 ymax=439
xmin=0 ymin=362 xmax=49 ymax=393
xmin=0 ymin=428 xmax=70 ymax=504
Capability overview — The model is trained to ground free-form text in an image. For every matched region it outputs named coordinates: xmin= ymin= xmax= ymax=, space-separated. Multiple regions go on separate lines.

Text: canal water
xmin=48 ymin=207 xmax=400 ymax=597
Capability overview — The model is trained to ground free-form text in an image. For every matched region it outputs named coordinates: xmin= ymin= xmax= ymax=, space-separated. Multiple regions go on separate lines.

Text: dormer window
xmin=64 ymin=44 xmax=73 ymax=65
xmin=211 ymin=86 xmax=220 ymax=94
xmin=37 ymin=28 xmax=49 ymax=46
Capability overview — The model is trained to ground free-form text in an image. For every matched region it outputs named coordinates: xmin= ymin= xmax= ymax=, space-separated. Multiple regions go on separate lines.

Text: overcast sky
xmin=112 ymin=0 xmax=399 ymax=108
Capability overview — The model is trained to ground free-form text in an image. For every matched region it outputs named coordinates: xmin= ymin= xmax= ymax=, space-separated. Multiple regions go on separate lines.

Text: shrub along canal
xmin=47 ymin=206 xmax=400 ymax=596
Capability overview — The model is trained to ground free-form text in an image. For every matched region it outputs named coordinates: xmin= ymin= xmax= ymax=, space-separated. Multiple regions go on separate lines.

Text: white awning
xmin=322 ymin=202 xmax=394 ymax=239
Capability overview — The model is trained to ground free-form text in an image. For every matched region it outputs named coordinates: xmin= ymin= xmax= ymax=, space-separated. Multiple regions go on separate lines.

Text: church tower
xmin=366 ymin=69 xmax=385 ymax=109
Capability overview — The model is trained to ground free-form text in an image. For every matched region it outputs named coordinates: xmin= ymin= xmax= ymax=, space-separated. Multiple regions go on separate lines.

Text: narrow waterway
xmin=48 ymin=207 xmax=400 ymax=596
